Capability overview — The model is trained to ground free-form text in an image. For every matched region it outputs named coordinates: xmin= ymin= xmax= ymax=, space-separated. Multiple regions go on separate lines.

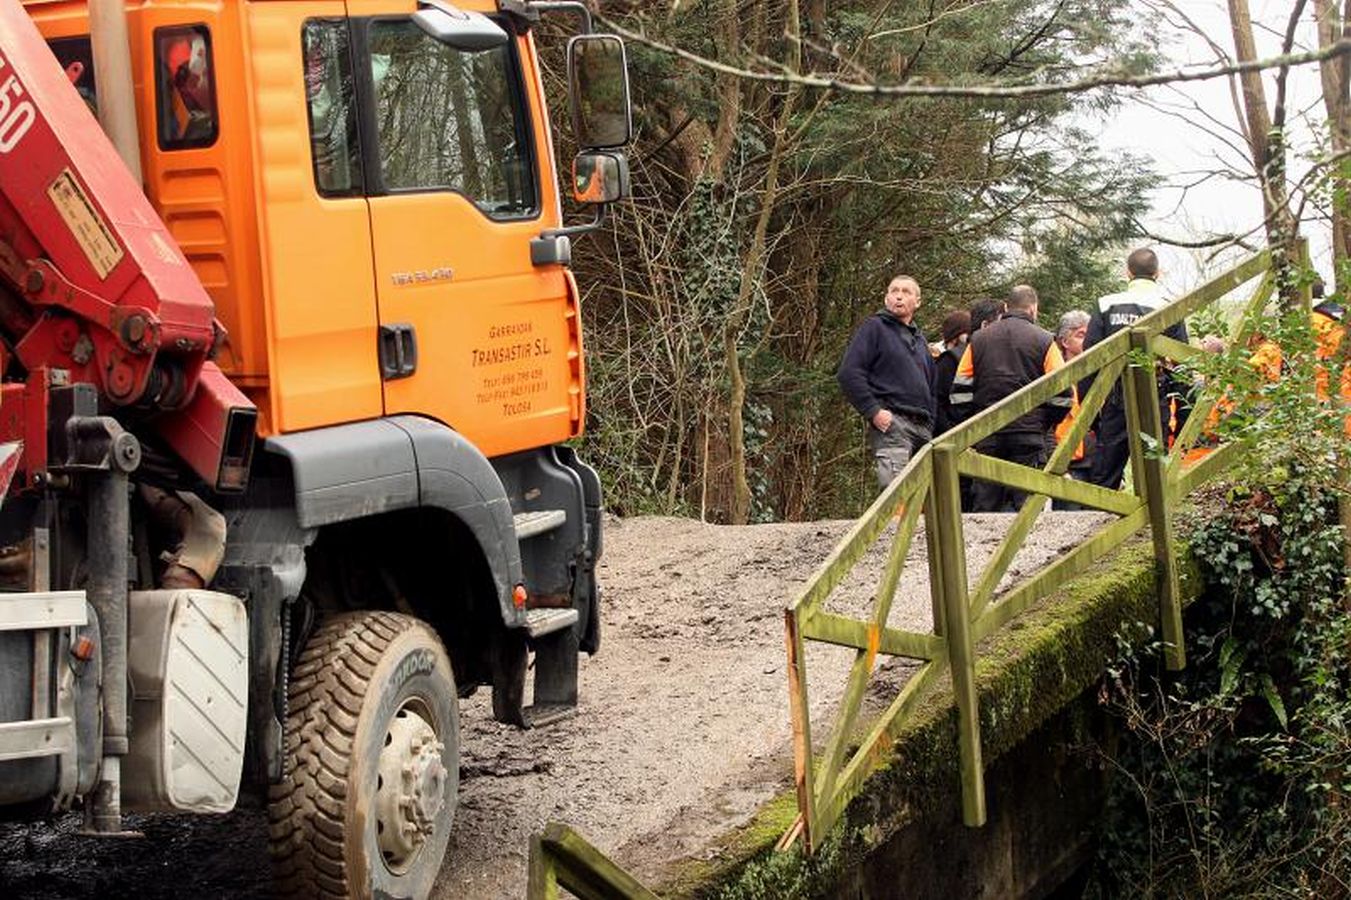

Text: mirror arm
xmin=542 ymin=203 xmax=607 ymax=241
xmin=530 ymin=206 xmax=607 ymax=267
xmin=521 ymin=0 xmax=593 ymax=33
xmin=497 ymin=0 xmax=539 ymax=32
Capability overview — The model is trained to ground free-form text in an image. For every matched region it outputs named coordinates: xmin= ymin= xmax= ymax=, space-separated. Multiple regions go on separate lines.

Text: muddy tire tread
xmin=269 ymin=611 xmax=423 ymax=899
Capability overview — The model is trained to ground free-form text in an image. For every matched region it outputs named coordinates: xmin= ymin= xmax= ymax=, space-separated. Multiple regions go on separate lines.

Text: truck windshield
xmin=367 ymin=20 xmax=536 ymax=217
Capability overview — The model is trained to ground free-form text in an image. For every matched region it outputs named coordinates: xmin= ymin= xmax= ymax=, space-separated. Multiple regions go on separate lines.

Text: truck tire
xmin=269 ymin=611 xmax=460 ymax=900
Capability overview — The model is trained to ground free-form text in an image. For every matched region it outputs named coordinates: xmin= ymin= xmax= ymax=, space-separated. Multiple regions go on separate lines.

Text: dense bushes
xmin=1089 ymin=469 xmax=1350 ymax=897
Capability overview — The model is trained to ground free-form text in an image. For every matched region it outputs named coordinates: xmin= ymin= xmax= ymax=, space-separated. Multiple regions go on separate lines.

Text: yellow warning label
xmin=47 ymin=169 xmax=124 ymax=280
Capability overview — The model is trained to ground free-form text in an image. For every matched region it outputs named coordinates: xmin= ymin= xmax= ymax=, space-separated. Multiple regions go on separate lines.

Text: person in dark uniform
xmin=1084 ymin=248 xmax=1188 ymax=490
xmin=838 ymin=275 xmax=937 ymax=491
xmin=951 ymin=285 xmax=1072 ymax=512
xmin=933 ymin=309 xmax=975 ymax=507
xmin=933 ymin=310 xmax=972 ymax=436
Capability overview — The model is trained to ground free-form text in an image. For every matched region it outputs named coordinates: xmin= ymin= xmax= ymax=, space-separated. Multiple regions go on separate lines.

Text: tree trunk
xmin=1227 ymin=0 xmax=1300 ymax=303
xmin=708 ymin=0 xmax=742 ymax=182
xmin=1227 ymin=0 xmax=1276 ymax=224
xmin=723 ymin=122 xmax=790 ymax=523
xmin=1317 ymin=0 xmax=1351 ymax=287
xmin=723 ymin=0 xmax=801 ymax=524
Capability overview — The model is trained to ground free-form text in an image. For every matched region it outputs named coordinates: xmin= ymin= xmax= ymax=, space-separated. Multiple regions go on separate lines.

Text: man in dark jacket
xmin=934 ymin=309 xmax=975 ymax=509
xmin=838 ymin=275 xmax=937 ymax=490
xmin=934 ymin=309 xmax=972 ymax=435
xmin=1084 ymin=247 xmax=1187 ymax=490
xmin=950 ymin=285 xmax=1072 ymax=512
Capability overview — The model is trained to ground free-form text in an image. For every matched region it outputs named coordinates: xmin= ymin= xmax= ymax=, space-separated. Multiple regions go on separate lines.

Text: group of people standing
xmin=837 ymin=248 xmax=1180 ymax=511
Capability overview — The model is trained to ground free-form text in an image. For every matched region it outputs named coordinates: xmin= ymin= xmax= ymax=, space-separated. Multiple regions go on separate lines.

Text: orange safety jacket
xmin=1053 ymin=388 xmax=1085 ymax=461
xmin=1312 ymin=308 xmax=1351 ymax=436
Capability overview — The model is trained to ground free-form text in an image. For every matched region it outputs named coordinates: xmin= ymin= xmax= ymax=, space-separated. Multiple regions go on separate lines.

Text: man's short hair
xmin=969 ymin=298 xmax=1003 ymax=331
xmin=1007 ymin=284 xmax=1038 ymax=311
xmin=891 ymin=274 xmax=920 ymax=294
xmin=1057 ymin=310 xmax=1090 ymax=340
xmin=1127 ymin=247 xmax=1159 ymax=280
xmin=941 ymin=310 xmax=971 ymax=345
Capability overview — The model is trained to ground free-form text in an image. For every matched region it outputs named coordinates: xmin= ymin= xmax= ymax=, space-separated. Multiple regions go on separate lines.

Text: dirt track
xmin=0 ymin=511 xmax=1105 ymax=899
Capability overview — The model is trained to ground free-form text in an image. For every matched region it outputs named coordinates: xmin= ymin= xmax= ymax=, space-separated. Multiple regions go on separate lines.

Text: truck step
xmin=525 ymin=607 xmax=578 ymax=639
xmin=513 ymin=509 xmax=567 ymax=540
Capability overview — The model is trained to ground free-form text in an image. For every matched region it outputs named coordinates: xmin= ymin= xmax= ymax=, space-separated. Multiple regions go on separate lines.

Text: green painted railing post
xmin=784 ymin=607 xmax=817 ymax=850
xmin=528 ymin=833 xmax=561 ymax=900
xmin=925 ymin=481 xmax=947 ymax=637
xmin=1297 ymin=237 xmax=1313 ymax=312
xmin=931 ymin=442 xmax=986 ymax=826
xmin=527 ymin=823 xmax=662 ymax=899
xmin=1128 ymin=328 xmax=1186 ymax=671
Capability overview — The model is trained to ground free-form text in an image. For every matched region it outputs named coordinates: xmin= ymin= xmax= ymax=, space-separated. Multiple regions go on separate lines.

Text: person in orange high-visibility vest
xmin=1311 ymin=295 xmax=1351 ymax=436
xmin=1182 ymin=331 xmax=1284 ymax=465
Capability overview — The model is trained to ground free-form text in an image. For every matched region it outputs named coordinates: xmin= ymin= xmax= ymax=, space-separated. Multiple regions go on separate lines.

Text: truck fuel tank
xmin=121 ymin=588 xmax=247 ymax=813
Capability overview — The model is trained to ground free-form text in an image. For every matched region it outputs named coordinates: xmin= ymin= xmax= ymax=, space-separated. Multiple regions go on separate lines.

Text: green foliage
xmin=1087 ymin=474 xmax=1350 ymax=896
xmin=1085 ymin=262 xmax=1351 ymax=894
xmin=1177 ymin=273 xmax=1350 ymax=500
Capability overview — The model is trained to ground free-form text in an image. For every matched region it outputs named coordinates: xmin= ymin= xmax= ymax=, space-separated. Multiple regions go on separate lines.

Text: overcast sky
xmin=1094 ymin=0 xmax=1331 ymax=293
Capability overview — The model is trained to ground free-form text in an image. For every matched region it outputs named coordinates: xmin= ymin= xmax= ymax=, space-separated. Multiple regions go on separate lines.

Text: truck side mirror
xmin=567 ymin=34 xmax=632 ymax=149
xmin=412 ymin=0 xmax=509 ymax=50
xmin=572 ymin=151 xmax=629 ymax=205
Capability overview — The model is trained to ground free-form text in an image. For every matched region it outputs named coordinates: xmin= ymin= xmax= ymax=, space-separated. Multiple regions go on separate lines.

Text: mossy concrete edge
xmin=657 ymin=538 xmax=1201 ymax=899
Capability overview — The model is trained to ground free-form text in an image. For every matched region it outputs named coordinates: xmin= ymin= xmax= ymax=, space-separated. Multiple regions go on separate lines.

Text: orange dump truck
xmin=0 ymin=0 xmax=629 ymax=894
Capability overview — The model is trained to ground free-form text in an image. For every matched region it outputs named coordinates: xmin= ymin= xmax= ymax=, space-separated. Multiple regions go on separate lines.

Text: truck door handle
xmin=378 ymin=323 xmax=418 ymax=380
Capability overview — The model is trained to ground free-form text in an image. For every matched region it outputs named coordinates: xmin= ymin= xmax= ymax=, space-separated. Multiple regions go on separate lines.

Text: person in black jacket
xmin=1084 ymin=248 xmax=1188 ymax=490
xmin=934 ymin=310 xmax=972 ymax=435
xmin=950 ymin=285 xmax=1072 ymax=512
xmin=838 ymin=275 xmax=937 ymax=491
xmin=934 ymin=309 xmax=975 ymax=509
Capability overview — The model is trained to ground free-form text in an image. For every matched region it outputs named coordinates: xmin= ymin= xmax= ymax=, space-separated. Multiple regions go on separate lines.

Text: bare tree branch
xmin=598 ymin=13 xmax=1351 ymax=100
xmin=1271 ymin=0 xmax=1310 ymax=134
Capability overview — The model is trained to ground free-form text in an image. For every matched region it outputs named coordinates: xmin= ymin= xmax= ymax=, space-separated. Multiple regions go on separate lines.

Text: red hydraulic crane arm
xmin=0 ymin=0 xmax=256 ymax=493
xmin=0 ymin=0 xmax=216 ymax=408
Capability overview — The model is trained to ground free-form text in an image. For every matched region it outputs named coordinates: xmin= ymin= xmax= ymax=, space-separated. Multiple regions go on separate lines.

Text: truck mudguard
xmin=264 ymin=416 xmax=523 ymax=622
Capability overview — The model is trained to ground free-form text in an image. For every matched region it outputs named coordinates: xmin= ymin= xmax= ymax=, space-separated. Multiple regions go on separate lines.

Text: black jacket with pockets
xmin=965 ymin=311 xmax=1070 ymax=438
xmin=838 ymin=311 xmax=937 ymax=427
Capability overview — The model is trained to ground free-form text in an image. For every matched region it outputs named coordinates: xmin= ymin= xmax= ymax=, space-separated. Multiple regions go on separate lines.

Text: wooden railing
xmin=526 ymin=822 xmax=660 ymax=899
xmin=782 ymin=247 xmax=1290 ymax=852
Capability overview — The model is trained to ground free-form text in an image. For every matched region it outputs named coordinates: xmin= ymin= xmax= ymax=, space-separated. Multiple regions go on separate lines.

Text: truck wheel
xmin=269 ymin=611 xmax=460 ymax=900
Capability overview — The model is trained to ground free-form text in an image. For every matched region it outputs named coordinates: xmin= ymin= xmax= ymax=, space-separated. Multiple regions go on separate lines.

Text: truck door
xmin=336 ymin=6 xmax=579 ymax=459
